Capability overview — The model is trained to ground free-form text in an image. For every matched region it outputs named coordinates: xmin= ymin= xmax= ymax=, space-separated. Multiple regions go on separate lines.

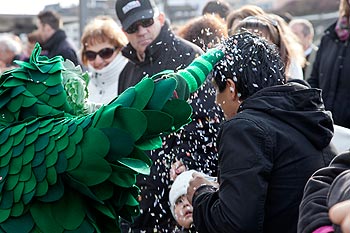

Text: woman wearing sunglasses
xmin=81 ymin=15 xmax=128 ymax=105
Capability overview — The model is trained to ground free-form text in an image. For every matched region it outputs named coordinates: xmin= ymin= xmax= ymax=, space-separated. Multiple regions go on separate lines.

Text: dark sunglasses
xmin=125 ymin=18 xmax=154 ymax=34
xmin=84 ymin=47 xmax=117 ymax=61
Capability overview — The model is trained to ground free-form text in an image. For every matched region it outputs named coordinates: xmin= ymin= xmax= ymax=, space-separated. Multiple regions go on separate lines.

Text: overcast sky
xmin=0 ymin=0 xmax=79 ymax=15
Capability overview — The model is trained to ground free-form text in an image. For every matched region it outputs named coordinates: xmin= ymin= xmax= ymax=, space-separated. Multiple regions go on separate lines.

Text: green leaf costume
xmin=0 ymin=43 xmax=223 ymax=233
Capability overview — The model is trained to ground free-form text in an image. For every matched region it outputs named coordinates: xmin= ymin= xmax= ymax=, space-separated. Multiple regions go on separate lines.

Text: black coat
xmin=192 ymin=82 xmax=337 ymax=233
xmin=119 ymin=23 xmax=223 ymax=232
xmin=41 ymin=29 xmax=80 ymax=66
xmin=298 ymin=151 xmax=350 ymax=233
xmin=307 ymin=22 xmax=350 ymax=128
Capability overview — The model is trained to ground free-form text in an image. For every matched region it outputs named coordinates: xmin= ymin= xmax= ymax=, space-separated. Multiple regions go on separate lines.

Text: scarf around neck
xmin=87 ymin=53 xmax=128 ymax=104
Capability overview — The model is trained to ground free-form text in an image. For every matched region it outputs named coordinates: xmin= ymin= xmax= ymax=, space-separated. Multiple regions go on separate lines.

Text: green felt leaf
xmin=44 ymin=137 xmax=55 ymax=156
xmin=2 ymin=78 xmax=23 ymax=87
xmin=69 ymin=129 xmax=111 ymax=186
xmin=38 ymin=121 xmax=54 ymax=135
xmin=34 ymin=133 xmax=49 ymax=152
xmin=68 ymin=153 xmax=111 ymax=186
xmin=111 ymin=87 xmax=135 ymax=108
xmin=64 ymin=140 xmax=77 ymax=160
xmin=132 ymin=78 xmax=154 ymax=110
xmin=147 ymin=78 xmax=177 ymax=110
xmin=90 ymin=182 xmax=114 ymax=201
xmin=19 ymin=164 xmax=32 ymax=182
xmin=136 ymin=137 xmax=162 ymax=151
xmin=13 ymin=141 xmax=25 ymax=157
xmin=46 ymin=85 xmax=64 ymax=95
xmin=45 ymin=147 xmax=58 ymax=168
xmin=93 ymin=106 xmax=115 ymax=129
xmin=38 ymin=177 xmax=64 ymax=202
xmin=33 ymin=162 xmax=47 ymax=182
xmin=0 ymin=136 xmax=14 ymax=158
xmin=142 ymin=110 xmax=173 ymax=136
xmin=24 ymin=130 xmax=39 ymax=146
xmin=10 ymin=201 xmax=24 ymax=217
xmin=32 ymin=150 xmax=45 ymax=167
xmin=0 ymin=128 xmax=11 ymax=144
xmin=112 ymin=108 xmax=147 ymax=141
xmin=53 ymin=190 xmax=85 ymax=230
xmin=162 ymin=99 xmax=192 ymax=131
xmin=9 ymin=86 xmax=26 ymax=98
xmin=0 ymin=190 xmax=13 ymax=209
xmin=46 ymin=166 xmax=57 ymax=185
xmin=8 ymin=156 xmax=23 ymax=175
xmin=13 ymin=181 xmax=24 ymax=203
xmin=47 ymin=93 xmax=66 ymax=108
xmin=109 ymin=164 xmax=137 ymax=188
xmin=101 ymin=128 xmax=135 ymax=161
xmin=66 ymin=146 xmax=81 ymax=171
xmin=64 ymin=175 xmax=102 ymax=203
xmin=93 ymin=203 xmax=115 ymax=219
xmin=0 ymin=150 xmax=12 ymax=167
xmin=6 ymin=174 xmax=19 ymax=190
xmin=30 ymin=202 xmax=64 ymax=233
xmin=0 ymin=212 xmax=34 ymax=233
xmin=12 ymin=127 xmax=26 ymax=147
xmin=55 ymin=134 xmax=69 ymax=151
xmin=7 ymin=96 xmax=23 ymax=112
xmin=22 ymin=144 xmax=35 ymax=165
xmin=26 ymin=82 xmax=47 ymax=96
xmin=0 ymin=208 xmax=11 ymax=223
xmin=129 ymin=148 xmax=152 ymax=168
xmin=35 ymin=179 xmax=49 ymax=197
xmin=56 ymin=124 xmax=69 ymax=139
xmin=23 ymin=172 xmax=36 ymax=195
xmin=118 ymin=158 xmax=150 ymax=175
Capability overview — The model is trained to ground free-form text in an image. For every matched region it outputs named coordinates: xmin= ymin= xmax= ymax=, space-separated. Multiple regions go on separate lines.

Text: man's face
xmin=123 ymin=13 xmax=165 ymax=58
xmin=36 ymin=22 xmax=48 ymax=43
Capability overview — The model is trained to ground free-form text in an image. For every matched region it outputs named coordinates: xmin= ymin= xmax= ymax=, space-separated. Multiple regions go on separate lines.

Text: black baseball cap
xmin=115 ymin=0 xmax=158 ymax=30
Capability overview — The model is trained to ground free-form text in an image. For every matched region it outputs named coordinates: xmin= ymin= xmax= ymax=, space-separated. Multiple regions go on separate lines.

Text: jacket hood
xmin=238 ymin=81 xmax=334 ymax=149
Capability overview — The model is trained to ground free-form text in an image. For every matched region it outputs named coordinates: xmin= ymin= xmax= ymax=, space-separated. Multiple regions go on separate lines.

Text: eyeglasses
xmin=84 ymin=47 xmax=117 ymax=61
xmin=125 ymin=18 xmax=154 ymax=34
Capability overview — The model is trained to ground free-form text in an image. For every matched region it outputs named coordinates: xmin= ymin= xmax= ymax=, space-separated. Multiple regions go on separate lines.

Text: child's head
xmin=169 ymin=170 xmax=196 ymax=229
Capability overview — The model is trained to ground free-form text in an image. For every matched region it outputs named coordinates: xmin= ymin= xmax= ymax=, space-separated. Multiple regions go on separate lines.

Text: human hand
xmin=186 ymin=172 xmax=218 ymax=205
xmin=170 ymin=159 xmax=187 ymax=181
xmin=329 ymin=200 xmax=350 ymax=233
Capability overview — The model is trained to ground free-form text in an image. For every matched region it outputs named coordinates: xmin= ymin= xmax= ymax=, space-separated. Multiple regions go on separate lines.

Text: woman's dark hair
xmin=212 ymin=31 xmax=285 ymax=100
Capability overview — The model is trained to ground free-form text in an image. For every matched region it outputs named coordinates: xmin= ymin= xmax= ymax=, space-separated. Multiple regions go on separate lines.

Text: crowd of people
xmin=0 ymin=0 xmax=349 ymax=232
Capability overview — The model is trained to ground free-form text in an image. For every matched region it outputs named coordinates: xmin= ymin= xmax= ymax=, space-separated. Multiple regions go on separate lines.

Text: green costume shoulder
xmin=0 ymin=43 xmax=223 ymax=233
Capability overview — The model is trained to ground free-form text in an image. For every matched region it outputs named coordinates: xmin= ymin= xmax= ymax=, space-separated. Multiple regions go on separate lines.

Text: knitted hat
xmin=169 ymin=170 xmax=197 ymax=218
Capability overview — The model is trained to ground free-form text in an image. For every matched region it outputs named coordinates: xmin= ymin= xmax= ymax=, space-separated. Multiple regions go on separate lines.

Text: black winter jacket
xmin=41 ymin=29 xmax=80 ymax=66
xmin=119 ymin=23 xmax=223 ymax=232
xmin=298 ymin=151 xmax=350 ymax=233
xmin=307 ymin=22 xmax=350 ymax=128
xmin=192 ymin=82 xmax=337 ymax=233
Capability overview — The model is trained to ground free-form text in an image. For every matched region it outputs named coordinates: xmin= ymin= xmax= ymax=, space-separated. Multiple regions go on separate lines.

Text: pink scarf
xmin=335 ymin=15 xmax=350 ymax=41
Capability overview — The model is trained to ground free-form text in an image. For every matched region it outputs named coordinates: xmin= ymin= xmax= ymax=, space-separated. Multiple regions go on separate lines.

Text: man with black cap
xmin=115 ymin=0 xmax=223 ymax=232
xmin=115 ymin=0 xmax=204 ymax=92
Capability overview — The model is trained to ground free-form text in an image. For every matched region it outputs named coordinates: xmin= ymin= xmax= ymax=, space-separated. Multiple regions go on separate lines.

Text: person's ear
xmin=157 ymin=13 xmax=166 ymax=26
xmin=226 ymin=79 xmax=236 ymax=93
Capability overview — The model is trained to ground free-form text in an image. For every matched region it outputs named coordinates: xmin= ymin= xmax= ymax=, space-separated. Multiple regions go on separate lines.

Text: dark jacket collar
xmin=122 ymin=22 xmax=175 ymax=65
